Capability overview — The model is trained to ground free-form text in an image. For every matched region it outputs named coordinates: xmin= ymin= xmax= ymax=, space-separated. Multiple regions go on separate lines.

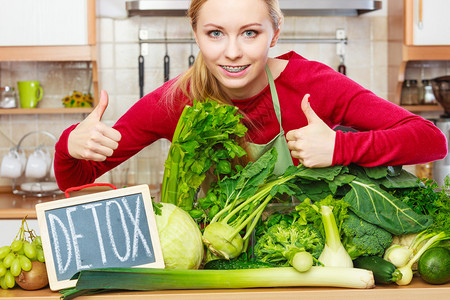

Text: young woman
xmin=54 ymin=0 xmax=447 ymax=191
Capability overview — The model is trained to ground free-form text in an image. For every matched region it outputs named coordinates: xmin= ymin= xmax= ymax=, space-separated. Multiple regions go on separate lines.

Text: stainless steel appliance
xmin=432 ymin=76 xmax=450 ymax=186
xmin=126 ymin=0 xmax=382 ymax=17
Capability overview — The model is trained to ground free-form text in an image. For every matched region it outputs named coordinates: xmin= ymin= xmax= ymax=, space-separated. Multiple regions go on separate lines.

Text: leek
xmin=62 ymin=266 xmax=375 ymax=298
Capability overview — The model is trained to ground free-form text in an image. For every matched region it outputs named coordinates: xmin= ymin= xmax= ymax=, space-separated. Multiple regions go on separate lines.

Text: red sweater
xmin=54 ymin=51 xmax=447 ymax=191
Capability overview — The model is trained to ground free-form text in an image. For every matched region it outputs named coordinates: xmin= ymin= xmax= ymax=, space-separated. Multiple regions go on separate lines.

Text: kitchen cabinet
xmin=0 ymin=0 xmax=88 ymax=46
xmin=394 ymin=0 xmax=450 ymax=110
xmin=404 ymin=0 xmax=450 ymax=46
xmin=0 ymin=0 xmax=98 ymax=114
xmin=402 ymin=0 xmax=450 ymax=61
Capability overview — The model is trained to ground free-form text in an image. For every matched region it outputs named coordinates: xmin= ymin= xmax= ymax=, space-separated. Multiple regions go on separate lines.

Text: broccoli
xmin=342 ymin=211 xmax=393 ymax=260
xmin=254 ymin=220 xmax=324 ymax=272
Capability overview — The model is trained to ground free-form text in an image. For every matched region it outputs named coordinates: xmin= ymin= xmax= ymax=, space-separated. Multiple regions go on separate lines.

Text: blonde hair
xmin=170 ymin=0 xmax=283 ymax=105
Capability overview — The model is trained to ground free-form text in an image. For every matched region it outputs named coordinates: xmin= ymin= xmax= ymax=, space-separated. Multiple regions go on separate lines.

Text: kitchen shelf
xmin=0 ymin=45 xmax=97 ymax=62
xmin=400 ymin=105 xmax=443 ymax=113
xmin=0 ymin=107 xmax=93 ymax=115
xmin=403 ymin=45 xmax=450 ymax=61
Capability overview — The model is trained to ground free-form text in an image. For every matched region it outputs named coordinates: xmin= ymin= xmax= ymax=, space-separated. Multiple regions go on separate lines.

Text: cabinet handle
xmin=418 ymin=0 xmax=424 ymax=29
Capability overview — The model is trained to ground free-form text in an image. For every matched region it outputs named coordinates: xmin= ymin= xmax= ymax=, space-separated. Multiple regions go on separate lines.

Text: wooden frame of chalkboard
xmin=35 ymin=184 xmax=165 ymax=291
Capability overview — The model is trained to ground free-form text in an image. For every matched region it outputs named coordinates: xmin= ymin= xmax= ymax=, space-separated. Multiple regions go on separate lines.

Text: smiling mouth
xmin=221 ymin=65 xmax=250 ymax=73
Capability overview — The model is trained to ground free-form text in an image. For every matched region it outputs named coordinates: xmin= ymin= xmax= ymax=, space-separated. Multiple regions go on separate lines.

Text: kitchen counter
xmin=0 ymin=278 xmax=449 ymax=299
xmin=0 ymin=185 xmax=114 ymax=219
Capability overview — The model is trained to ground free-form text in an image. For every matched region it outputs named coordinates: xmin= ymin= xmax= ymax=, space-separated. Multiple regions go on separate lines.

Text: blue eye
xmin=243 ymin=30 xmax=257 ymax=38
xmin=208 ymin=30 xmax=223 ymax=38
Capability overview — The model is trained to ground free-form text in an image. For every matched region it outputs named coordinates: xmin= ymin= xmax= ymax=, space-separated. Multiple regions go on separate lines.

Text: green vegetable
xmin=418 ymin=246 xmax=450 ymax=284
xmin=61 ymin=266 xmax=375 ymax=298
xmin=343 ymin=178 xmax=432 ymax=235
xmin=294 ymin=196 xmax=353 ymax=268
xmin=353 ymin=256 xmax=402 ymax=284
xmin=288 ymin=164 xmax=432 ymax=236
xmin=202 ymin=148 xmax=306 ymax=259
xmin=341 ymin=211 xmax=392 ymax=260
xmin=391 ymin=177 xmax=450 ymax=234
xmin=203 ymin=259 xmax=274 ymax=270
xmin=253 ymin=220 xmax=324 ymax=272
xmin=154 ymin=202 xmax=204 ymax=269
xmin=317 ymin=205 xmax=353 ymax=268
xmin=161 ymin=99 xmax=247 ymax=210
xmin=395 ymin=231 xmax=448 ymax=285
xmin=383 ymin=244 xmax=413 ymax=268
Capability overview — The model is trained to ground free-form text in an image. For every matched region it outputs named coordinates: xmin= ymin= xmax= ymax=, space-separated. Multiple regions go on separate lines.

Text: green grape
xmin=10 ymin=257 xmax=22 ymax=277
xmin=4 ymin=270 xmax=15 ymax=289
xmin=10 ymin=240 xmax=23 ymax=252
xmin=3 ymin=252 xmax=15 ymax=268
xmin=19 ymin=254 xmax=32 ymax=272
xmin=0 ymin=276 xmax=8 ymax=290
xmin=23 ymin=241 xmax=36 ymax=260
xmin=0 ymin=262 xmax=6 ymax=277
xmin=37 ymin=249 xmax=45 ymax=262
xmin=0 ymin=246 xmax=10 ymax=260
xmin=34 ymin=236 xmax=42 ymax=246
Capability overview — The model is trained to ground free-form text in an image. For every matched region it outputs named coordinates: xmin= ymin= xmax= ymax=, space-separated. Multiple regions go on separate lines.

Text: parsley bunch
xmin=160 ymin=99 xmax=248 ymax=211
xmin=391 ymin=177 xmax=450 ymax=234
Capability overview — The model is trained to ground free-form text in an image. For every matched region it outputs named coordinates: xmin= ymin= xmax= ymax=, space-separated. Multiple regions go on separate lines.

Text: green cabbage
xmin=155 ymin=202 xmax=204 ymax=269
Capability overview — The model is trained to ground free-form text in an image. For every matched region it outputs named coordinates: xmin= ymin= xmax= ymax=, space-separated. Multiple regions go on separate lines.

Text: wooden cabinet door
xmin=405 ymin=0 xmax=450 ymax=45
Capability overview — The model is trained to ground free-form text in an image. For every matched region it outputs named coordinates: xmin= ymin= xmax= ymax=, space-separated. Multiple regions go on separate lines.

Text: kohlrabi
xmin=393 ymin=230 xmax=448 ymax=285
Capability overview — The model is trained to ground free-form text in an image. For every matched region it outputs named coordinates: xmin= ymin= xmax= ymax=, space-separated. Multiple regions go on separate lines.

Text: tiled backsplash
xmin=0 ymin=13 xmax=390 ymax=187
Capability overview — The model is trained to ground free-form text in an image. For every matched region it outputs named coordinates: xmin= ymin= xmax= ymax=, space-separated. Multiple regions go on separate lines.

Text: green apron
xmin=246 ymin=65 xmax=294 ymax=175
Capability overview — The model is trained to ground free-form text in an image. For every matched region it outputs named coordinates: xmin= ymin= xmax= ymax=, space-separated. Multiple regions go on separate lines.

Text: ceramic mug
xmin=17 ymin=81 xmax=43 ymax=108
xmin=25 ymin=148 xmax=51 ymax=178
xmin=0 ymin=149 xmax=25 ymax=178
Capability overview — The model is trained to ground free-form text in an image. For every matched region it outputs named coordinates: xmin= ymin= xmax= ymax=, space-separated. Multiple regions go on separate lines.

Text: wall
xmin=0 ymin=0 xmax=389 ymax=188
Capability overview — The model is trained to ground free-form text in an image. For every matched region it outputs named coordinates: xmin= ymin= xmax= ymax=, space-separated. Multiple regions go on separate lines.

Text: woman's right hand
xmin=67 ymin=90 xmax=122 ymax=161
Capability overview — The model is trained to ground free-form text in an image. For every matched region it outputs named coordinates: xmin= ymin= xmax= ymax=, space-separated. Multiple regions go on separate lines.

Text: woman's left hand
xmin=286 ymin=94 xmax=336 ymax=168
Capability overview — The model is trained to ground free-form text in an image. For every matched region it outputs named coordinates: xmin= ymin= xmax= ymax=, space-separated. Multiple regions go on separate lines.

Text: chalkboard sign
xmin=35 ymin=184 xmax=165 ymax=291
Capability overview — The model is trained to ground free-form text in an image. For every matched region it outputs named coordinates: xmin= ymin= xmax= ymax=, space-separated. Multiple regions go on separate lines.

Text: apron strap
xmin=265 ymin=65 xmax=283 ymax=130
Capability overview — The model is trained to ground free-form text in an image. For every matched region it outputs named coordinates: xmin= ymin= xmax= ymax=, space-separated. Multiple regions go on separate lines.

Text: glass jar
xmin=421 ymin=79 xmax=437 ymax=105
xmin=0 ymin=86 xmax=17 ymax=108
xmin=401 ymin=80 xmax=419 ymax=105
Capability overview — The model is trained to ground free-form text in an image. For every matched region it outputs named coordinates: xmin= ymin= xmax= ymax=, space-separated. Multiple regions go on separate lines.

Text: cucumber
xmin=418 ymin=247 xmax=450 ymax=285
xmin=203 ymin=259 xmax=274 ymax=270
xmin=353 ymin=256 xmax=402 ymax=284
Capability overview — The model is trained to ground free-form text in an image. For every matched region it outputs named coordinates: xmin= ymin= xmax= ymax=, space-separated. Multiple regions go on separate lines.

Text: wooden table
xmin=0 ymin=278 xmax=449 ymax=299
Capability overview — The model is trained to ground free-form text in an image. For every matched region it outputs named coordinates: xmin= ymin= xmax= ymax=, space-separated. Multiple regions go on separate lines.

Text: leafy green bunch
xmin=390 ymin=177 xmax=450 ymax=234
xmin=161 ymin=99 xmax=248 ymax=211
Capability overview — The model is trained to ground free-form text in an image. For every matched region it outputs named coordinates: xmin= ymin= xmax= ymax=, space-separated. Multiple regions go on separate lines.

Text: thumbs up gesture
xmin=286 ymin=94 xmax=336 ymax=168
xmin=67 ymin=90 xmax=122 ymax=161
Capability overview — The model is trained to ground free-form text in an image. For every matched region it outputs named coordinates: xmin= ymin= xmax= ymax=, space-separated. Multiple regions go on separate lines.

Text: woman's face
xmin=194 ymin=0 xmax=280 ymax=99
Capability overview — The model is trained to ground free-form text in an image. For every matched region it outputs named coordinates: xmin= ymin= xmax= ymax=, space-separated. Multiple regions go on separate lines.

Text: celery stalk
xmin=160 ymin=105 xmax=189 ymax=206
xmin=69 ymin=266 xmax=375 ymax=294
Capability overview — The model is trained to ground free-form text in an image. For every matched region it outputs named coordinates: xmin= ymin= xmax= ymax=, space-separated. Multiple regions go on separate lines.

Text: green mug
xmin=17 ymin=81 xmax=43 ymax=108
